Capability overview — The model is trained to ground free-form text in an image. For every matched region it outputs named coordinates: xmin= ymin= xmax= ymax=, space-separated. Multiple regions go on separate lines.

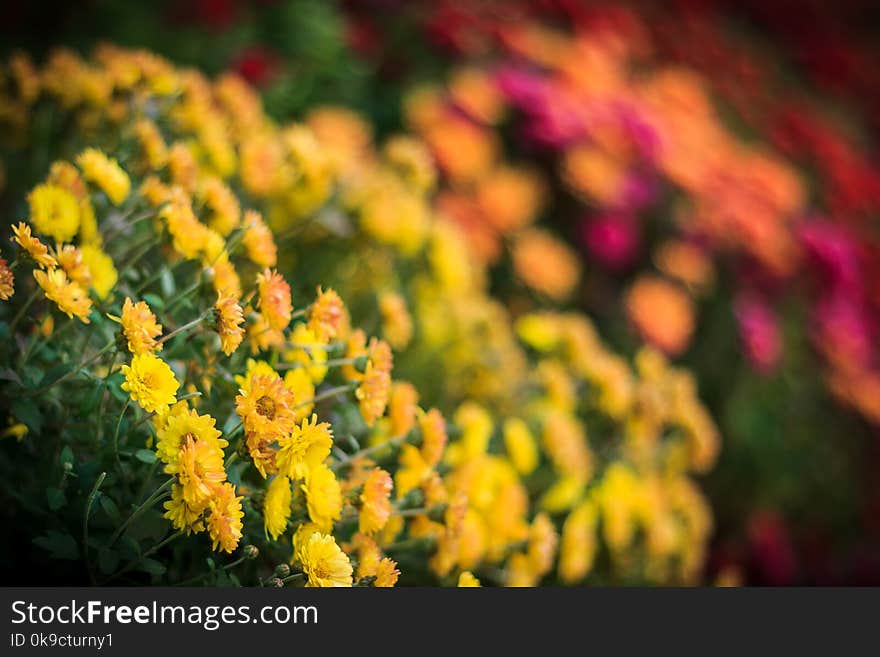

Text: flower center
xmin=256 ymin=395 xmax=276 ymax=419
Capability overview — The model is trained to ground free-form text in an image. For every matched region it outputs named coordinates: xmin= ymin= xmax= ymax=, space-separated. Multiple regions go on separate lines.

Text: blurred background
xmin=2 ymin=0 xmax=880 ymax=584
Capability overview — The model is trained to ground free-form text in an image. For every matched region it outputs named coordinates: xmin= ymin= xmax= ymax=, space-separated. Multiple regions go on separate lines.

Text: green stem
xmin=106 ymin=477 xmax=174 ymax=548
xmin=25 ymin=340 xmax=115 ymax=397
xmin=295 ymin=382 xmax=357 ymax=409
xmin=9 ymin=286 xmax=40 ymax=335
xmin=82 ymin=471 xmax=107 ymax=585
xmin=333 ymin=432 xmax=410 ymax=470
xmin=158 ymin=312 xmax=208 ymax=345
xmin=104 ymin=530 xmax=183 ymax=584
xmin=112 ymin=399 xmax=131 ymax=470
xmin=94 ymin=348 xmax=120 ymax=446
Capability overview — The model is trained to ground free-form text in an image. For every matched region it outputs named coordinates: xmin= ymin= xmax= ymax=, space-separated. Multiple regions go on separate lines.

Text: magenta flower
xmin=735 ymin=294 xmax=783 ymax=375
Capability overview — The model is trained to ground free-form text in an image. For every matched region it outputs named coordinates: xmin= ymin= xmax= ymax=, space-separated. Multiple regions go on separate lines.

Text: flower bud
xmin=274 ymin=563 xmax=290 ymax=577
xmin=243 ymin=544 xmax=259 ymax=560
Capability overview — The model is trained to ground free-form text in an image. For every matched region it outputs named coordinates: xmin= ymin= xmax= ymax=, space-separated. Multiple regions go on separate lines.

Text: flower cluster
xmin=0 ymin=43 xmax=719 ymax=586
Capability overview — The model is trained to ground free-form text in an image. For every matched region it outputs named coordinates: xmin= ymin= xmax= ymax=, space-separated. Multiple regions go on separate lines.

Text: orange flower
xmin=625 ymin=276 xmax=695 ymax=356
xmin=111 ymin=297 xmax=163 ymax=355
xmin=389 ymin=381 xmax=419 ymax=437
xmin=11 ymin=222 xmax=56 ymax=269
xmin=418 ymin=408 xmax=447 ymax=468
xmin=355 ymin=361 xmax=391 ymax=427
xmin=511 ymin=228 xmax=581 ymax=301
xmin=34 ymin=268 xmax=92 ymax=322
xmin=242 ymin=209 xmax=277 ymax=268
xmin=256 ymin=268 xmax=292 ymax=332
xmin=308 ymin=286 xmax=344 ymax=341
xmin=359 ymin=468 xmax=393 ymax=534
xmin=0 ymin=257 xmax=14 ymax=300
xmin=235 ymin=373 xmax=297 ymax=440
xmin=214 ymin=293 xmax=245 ymax=356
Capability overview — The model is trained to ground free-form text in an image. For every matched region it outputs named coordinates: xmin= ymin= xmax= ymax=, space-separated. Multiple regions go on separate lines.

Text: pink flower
xmin=735 ymin=294 xmax=783 ymax=375
xmin=579 ymin=212 xmax=639 ymax=271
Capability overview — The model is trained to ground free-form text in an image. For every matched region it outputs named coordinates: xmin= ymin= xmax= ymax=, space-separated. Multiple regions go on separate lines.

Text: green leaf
xmin=99 ymin=495 xmax=120 ymax=524
xmin=160 ymin=268 xmax=175 ymax=297
xmin=109 ymin=375 xmax=128 ymax=402
xmin=46 ymin=488 xmax=66 ymax=511
xmin=39 ymin=364 xmax=72 ymax=387
xmin=33 ymin=531 xmax=79 ymax=560
xmin=134 ymin=449 xmax=157 ymax=464
xmin=142 ymin=293 xmax=165 ymax=310
xmin=60 ymin=446 xmax=74 ymax=466
xmin=80 ymin=384 xmax=103 ymax=414
xmin=0 ymin=368 xmax=23 ymax=386
xmin=21 ymin=365 xmax=43 ymax=389
xmin=97 ymin=548 xmax=119 ymax=575
xmin=137 ymin=558 xmax=166 ymax=576
xmin=11 ymin=398 xmax=42 ymax=433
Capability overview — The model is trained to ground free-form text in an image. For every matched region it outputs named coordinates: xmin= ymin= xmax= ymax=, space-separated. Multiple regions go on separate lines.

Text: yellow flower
xmin=11 ymin=222 xmax=57 ymax=268
xmin=419 ymin=408 xmax=447 ymax=468
xmin=121 ymin=353 xmax=179 ymax=413
xmin=264 ymin=475 xmax=292 ymax=541
xmin=302 ymin=463 xmax=342 ymax=531
xmin=458 ymin=571 xmax=481 ymax=587
xmin=378 ymin=291 xmax=413 ymax=349
xmin=291 ymin=522 xmax=322 ymax=566
xmin=79 ymin=244 xmax=117 ymax=299
xmin=285 ymin=324 xmax=328 ymax=384
xmin=503 ymin=417 xmax=538 ymax=475
xmin=559 ymin=500 xmax=598 ymax=584
xmin=0 ymin=257 xmax=14 ymax=300
xmin=163 ymin=484 xmax=205 ymax=535
xmin=111 ymin=297 xmax=163 ymax=355
xmin=277 ymin=414 xmax=333 ymax=480
xmin=235 ymin=373 xmax=296 ymax=439
xmin=206 ymin=482 xmax=244 ymax=553
xmin=214 ymin=293 xmax=245 ymax=356
xmin=527 ymin=513 xmax=558 ymax=579
xmin=356 ymin=361 xmax=391 ymax=427
xmin=299 ymin=532 xmax=353 ymax=587
xmin=155 ymin=404 xmax=226 ymax=467
xmin=169 ymin=433 xmax=227 ymax=507
xmin=257 ymin=268 xmax=292 ymax=332
xmin=308 ymin=286 xmax=344 ymax=341
xmin=542 ymin=412 xmax=593 ymax=480
xmin=359 ymin=468 xmax=393 ymax=534
xmin=210 ymin=257 xmax=242 ymax=300
xmin=374 ymin=558 xmax=400 ymax=587
xmin=34 ymin=268 xmax=92 ymax=323
xmin=76 ymin=148 xmax=130 ymax=205
xmin=283 ymin=367 xmax=315 ymax=422
xmin=201 ymin=177 xmax=240 ymax=236
xmin=241 ymin=209 xmax=277 ymax=267
xmin=51 ymin=244 xmax=90 ymax=289
xmin=389 ymin=381 xmax=418 ymax=437
xmin=28 ymin=183 xmax=80 ymax=242
xmin=134 ymin=118 xmax=168 ymax=169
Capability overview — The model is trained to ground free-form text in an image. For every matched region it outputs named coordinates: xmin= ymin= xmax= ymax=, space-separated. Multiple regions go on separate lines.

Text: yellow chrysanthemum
xmin=299 ymin=532 xmax=353 ymax=587
xmin=277 ymin=414 xmax=333 ymax=480
xmin=28 ymin=183 xmax=80 ymax=242
xmin=419 ymin=407 xmax=447 ymax=468
xmin=389 ymin=381 xmax=419 ymax=437
xmin=12 ymin=222 xmax=57 ymax=269
xmin=458 ymin=571 xmax=481 ymax=587
xmin=34 ymin=268 xmax=92 ymax=323
xmin=284 ymin=324 xmax=328 ymax=384
xmin=155 ymin=404 xmax=226 ymax=467
xmin=206 ymin=482 xmax=244 ymax=553
xmin=235 ymin=373 xmax=296 ymax=439
xmin=559 ymin=500 xmax=598 ymax=584
xmin=264 ymin=475 xmax=292 ymax=541
xmin=359 ymin=467 xmax=393 ymax=534
xmin=527 ymin=513 xmax=558 ymax=579
xmin=302 ymin=463 xmax=342 ymax=532
xmin=79 ymin=244 xmax=117 ymax=299
xmin=111 ymin=297 xmax=163 ymax=355
xmin=52 ymin=244 xmax=90 ymax=288
xmin=163 ymin=484 xmax=205 ymax=535
xmin=374 ymin=558 xmax=400 ymax=587
xmin=214 ymin=293 xmax=245 ymax=356
xmin=378 ymin=291 xmax=413 ymax=349
xmin=134 ymin=118 xmax=168 ymax=169
xmin=201 ymin=177 xmax=240 ymax=236
xmin=241 ymin=209 xmax=277 ymax=267
xmin=76 ymin=148 xmax=130 ymax=205
xmin=503 ymin=417 xmax=538 ymax=475
xmin=283 ymin=367 xmax=315 ymax=422
xmin=121 ymin=353 xmax=179 ymax=413
xmin=291 ymin=522 xmax=322 ymax=566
